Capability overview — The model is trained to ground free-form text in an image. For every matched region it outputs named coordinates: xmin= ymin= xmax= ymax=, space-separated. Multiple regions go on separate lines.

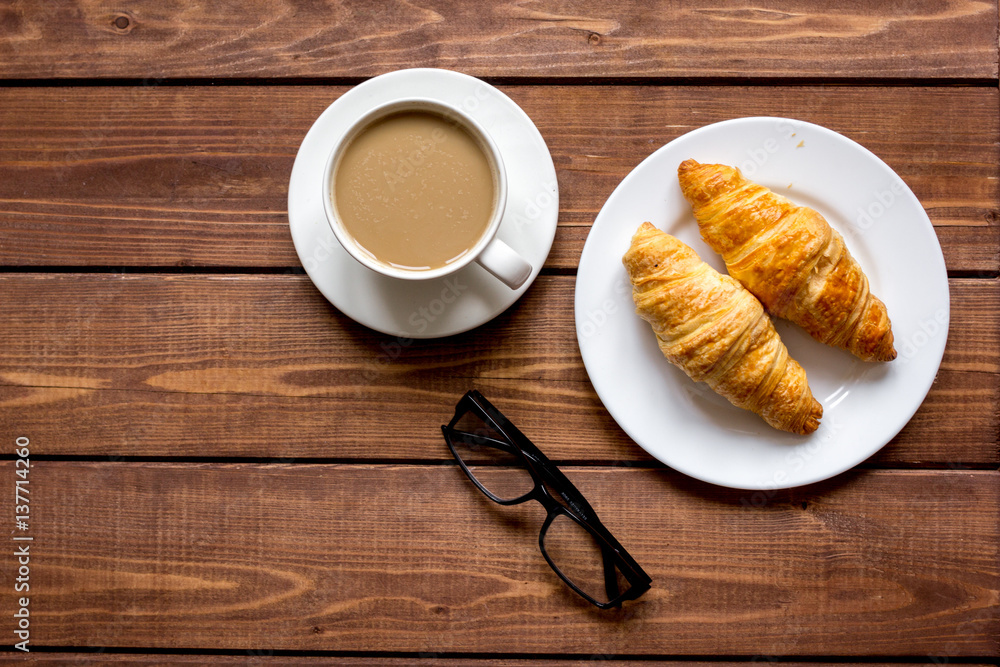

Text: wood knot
xmin=588 ymin=32 xmax=601 ymax=45
xmin=111 ymin=12 xmax=134 ymax=34
xmin=985 ymin=210 xmax=1000 ymax=225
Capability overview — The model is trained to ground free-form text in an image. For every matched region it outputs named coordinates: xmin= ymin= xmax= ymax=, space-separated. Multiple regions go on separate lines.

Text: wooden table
xmin=1 ymin=2 xmax=998 ymax=663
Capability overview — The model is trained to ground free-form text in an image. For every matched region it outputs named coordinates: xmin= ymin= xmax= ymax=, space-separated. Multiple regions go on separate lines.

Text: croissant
xmin=623 ymin=222 xmax=822 ymax=435
xmin=677 ymin=159 xmax=895 ymax=362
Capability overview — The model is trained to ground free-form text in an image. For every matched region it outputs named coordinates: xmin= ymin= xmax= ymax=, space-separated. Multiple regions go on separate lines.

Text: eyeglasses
xmin=441 ymin=390 xmax=651 ymax=609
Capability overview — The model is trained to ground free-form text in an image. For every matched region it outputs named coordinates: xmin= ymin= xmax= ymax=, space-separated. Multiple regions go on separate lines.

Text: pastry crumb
xmin=796 ymin=140 xmax=805 ymax=148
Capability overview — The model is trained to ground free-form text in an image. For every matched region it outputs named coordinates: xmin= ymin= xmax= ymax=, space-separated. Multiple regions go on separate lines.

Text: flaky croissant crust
xmin=678 ymin=159 xmax=896 ymax=362
xmin=623 ymin=222 xmax=822 ymax=435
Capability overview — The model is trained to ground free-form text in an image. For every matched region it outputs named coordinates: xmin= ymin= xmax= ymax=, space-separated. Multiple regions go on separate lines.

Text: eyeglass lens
xmin=449 ymin=409 xmax=535 ymax=502
xmin=543 ymin=513 xmax=629 ymax=605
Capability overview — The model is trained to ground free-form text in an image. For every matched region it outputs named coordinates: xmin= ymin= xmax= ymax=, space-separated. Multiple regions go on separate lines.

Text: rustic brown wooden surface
xmin=0 ymin=274 xmax=996 ymax=465
xmin=0 ymin=85 xmax=996 ymax=272
xmin=3 ymin=463 xmax=996 ymax=655
xmin=1 ymin=0 xmax=998 ymax=662
xmin=0 ymin=1 xmax=996 ymax=80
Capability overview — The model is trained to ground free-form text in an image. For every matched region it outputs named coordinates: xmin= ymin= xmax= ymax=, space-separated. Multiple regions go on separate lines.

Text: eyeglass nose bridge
xmin=525 ymin=481 xmax=568 ymax=515
xmin=522 ymin=455 xmax=601 ymax=521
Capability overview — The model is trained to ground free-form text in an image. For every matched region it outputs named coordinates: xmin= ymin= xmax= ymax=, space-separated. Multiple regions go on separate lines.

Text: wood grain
xmin=0 ymin=274 xmax=995 ymax=465
xmin=1 ymin=2 xmax=995 ymax=663
xmin=3 ymin=462 xmax=996 ymax=655
xmin=0 ymin=1 xmax=995 ymax=80
xmin=0 ymin=86 xmax=996 ymax=272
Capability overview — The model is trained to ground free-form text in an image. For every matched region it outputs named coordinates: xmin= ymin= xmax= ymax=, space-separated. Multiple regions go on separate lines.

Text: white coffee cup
xmin=322 ymin=98 xmax=532 ymax=289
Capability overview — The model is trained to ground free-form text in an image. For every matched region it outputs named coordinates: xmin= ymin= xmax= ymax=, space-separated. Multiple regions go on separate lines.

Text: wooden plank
xmin=0 ymin=85 xmax=996 ymax=272
xmin=0 ymin=274 xmax=996 ymax=465
xmin=0 ymin=1 xmax=994 ymax=80
xmin=4 ymin=463 xmax=996 ymax=655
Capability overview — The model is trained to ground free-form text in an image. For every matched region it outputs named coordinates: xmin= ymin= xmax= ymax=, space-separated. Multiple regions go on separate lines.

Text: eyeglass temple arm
xmin=444 ymin=428 xmax=519 ymax=454
xmin=602 ymin=545 xmax=621 ymax=602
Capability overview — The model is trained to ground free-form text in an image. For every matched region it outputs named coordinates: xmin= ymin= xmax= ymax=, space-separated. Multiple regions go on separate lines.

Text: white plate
xmin=575 ymin=117 xmax=949 ymax=490
xmin=288 ymin=68 xmax=558 ymax=338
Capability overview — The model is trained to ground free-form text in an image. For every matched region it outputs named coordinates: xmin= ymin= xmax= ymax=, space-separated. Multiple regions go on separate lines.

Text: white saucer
xmin=288 ymin=68 xmax=558 ymax=338
xmin=576 ymin=117 xmax=949 ymax=490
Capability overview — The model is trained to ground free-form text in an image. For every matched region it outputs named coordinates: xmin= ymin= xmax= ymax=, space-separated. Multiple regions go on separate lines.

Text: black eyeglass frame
xmin=442 ymin=390 xmax=651 ymax=609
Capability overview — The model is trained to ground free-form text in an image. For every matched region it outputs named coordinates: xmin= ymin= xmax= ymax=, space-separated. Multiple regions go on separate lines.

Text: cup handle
xmin=475 ymin=238 xmax=532 ymax=290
